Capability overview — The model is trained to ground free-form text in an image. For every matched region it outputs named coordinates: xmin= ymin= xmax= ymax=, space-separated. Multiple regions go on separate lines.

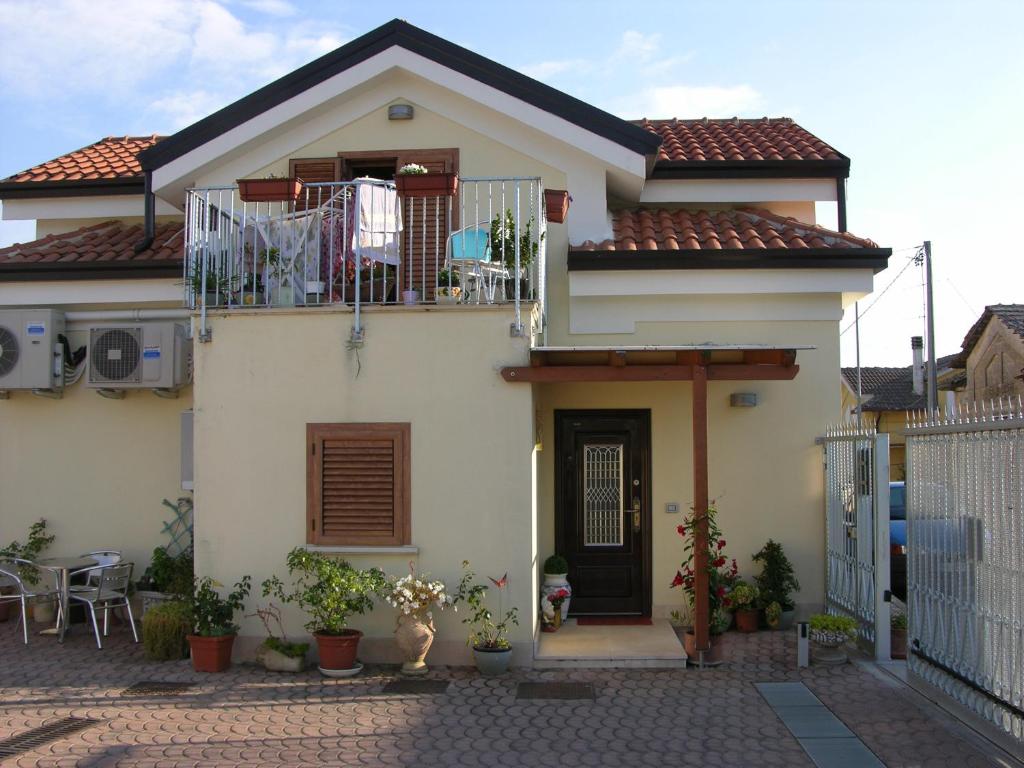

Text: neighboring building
xmin=953 ymin=304 xmax=1024 ymax=403
xmin=0 ymin=20 xmax=890 ymax=663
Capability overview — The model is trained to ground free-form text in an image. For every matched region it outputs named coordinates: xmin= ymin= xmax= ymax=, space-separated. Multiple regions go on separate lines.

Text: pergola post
xmin=692 ymin=364 xmax=710 ymax=652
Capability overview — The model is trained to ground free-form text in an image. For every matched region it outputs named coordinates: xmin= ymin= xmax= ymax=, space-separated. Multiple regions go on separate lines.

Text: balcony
xmin=183 ymin=177 xmax=546 ymax=340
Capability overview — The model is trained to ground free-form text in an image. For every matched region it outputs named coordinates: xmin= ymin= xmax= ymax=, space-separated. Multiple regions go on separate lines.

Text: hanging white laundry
xmin=353 ymin=180 xmax=402 ymax=265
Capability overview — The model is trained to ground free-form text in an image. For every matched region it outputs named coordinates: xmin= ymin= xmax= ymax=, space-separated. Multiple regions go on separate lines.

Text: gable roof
xmin=0 ymin=220 xmax=183 ymax=280
xmin=841 ymin=353 xmax=961 ymax=412
xmin=955 ymin=304 xmax=1024 ymax=365
xmin=0 ymin=136 xmax=163 ymax=199
xmin=569 ymin=208 xmax=889 ymax=271
xmin=637 ymin=118 xmax=849 ymax=178
xmin=138 ymin=19 xmax=662 ymax=173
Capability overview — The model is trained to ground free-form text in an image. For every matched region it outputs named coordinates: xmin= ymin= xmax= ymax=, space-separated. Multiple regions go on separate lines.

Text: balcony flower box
xmin=236 ymin=177 xmax=304 ymax=203
xmin=394 ymin=172 xmax=458 ymax=198
xmin=543 ymin=189 xmax=570 ymax=223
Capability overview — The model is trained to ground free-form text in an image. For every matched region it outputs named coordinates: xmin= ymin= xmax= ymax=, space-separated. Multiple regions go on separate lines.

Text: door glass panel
xmin=583 ymin=444 xmax=624 ymax=546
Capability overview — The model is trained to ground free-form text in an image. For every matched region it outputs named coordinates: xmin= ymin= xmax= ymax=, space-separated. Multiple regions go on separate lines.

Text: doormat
xmin=0 ymin=717 xmax=103 ymax=759
xmin=381 ymin=679 xmax=450 ymax=695
xmin=517 ymin=682 xmax=595 ymax=700
xmin=576 ymin=617 xmax=652 ymax=626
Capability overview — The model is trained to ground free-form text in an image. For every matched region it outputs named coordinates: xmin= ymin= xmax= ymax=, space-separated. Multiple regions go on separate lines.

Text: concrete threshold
xmin=534 ymin=618 xmax=687 ymax=669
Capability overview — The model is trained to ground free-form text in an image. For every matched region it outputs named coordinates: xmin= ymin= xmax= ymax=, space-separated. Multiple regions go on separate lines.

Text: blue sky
xmin=1 ymin=0 xmax=1021 ymax=366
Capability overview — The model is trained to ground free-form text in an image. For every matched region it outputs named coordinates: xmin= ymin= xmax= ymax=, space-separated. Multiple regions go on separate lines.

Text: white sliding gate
xmin=822 ymin=423 xmax=890 ymax=660
xmin=905 ymin=402 xmax=1024 ymax=744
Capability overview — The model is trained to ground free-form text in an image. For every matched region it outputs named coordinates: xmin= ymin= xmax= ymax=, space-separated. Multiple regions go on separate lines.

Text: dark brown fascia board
xmin=649 ymin=158 xmax=850 ymax=180
xmin=139 ymin=19 xmax=662 ymax=172
xmin=568 ymin=247 xmax=891 ymax=274
xmin=0 ymin=178 xmax=145 ymax=199
xmin=0 ymin=260 xmax=182 ymax=282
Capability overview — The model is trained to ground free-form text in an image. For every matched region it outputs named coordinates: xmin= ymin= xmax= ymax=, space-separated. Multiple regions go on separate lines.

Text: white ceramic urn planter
xmin=541 ymin=573 xmax=572 ymax=620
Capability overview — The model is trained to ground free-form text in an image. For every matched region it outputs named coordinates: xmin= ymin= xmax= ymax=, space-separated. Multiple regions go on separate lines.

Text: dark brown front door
xmin=555 ymin=410 xmax=651 ymax=616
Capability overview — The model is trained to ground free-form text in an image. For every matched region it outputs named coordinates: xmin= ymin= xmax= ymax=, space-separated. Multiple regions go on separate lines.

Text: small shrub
xmin=543 ymin=555 xmax=568 ymax=575
xmin=142 ymin=600 xmax=191 ymax=660
xmin=142 ymin=547 xmax=194 ymax=598
xmin=263 ymin=636 xmax=309 ymax=659
xmin=808 ymin=613 xmax=858 ymax=642
xmin=730 ymin=581 xmax=759 ymax=609
xmin=765 ymin=601 xmax=782 ymax=628
xmin=752 ymin=540 xmax=799 ymax=611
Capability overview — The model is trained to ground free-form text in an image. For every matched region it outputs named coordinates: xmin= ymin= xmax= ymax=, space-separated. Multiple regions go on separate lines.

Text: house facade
xmin=0 ymin=20 xmax=889 ymax=663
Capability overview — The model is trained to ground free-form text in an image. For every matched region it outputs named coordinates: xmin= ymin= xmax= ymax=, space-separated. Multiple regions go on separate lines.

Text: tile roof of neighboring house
xmin=842 ymin=353 xmax=962 ymax=412
xmin=572 ymin=208 xmax=879 ymax=252
xmin=1 ymin=136 xmax=164 ymax=183
xmin=956 ymin=304 xmax=1024 ymax=365
xmin=0 ymin=221 xmax=184 ymax=279
xmin=635 ymin=118 xmax=844 ymax=164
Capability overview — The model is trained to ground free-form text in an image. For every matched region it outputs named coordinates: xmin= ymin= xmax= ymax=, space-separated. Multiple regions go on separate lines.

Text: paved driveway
xmin=0 ymin=621 xmax=1015 ymax=767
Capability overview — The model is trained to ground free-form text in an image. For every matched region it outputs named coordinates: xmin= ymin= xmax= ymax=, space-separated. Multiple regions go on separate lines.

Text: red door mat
xmin=575 ymin=617 xmax=653 ymax=626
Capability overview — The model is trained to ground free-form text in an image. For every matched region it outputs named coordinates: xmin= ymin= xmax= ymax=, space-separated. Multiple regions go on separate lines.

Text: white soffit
xmin=2 ymin=196 xmax=180 ymax=220
xmin=640 ymin=178 xmax=837 ymax=204
xmin=0 ymin=279 xmax=181 ymax=307
xmin=153 ymin=46 xmax=648 ymax=192
xmin=569 ymin=268 xmax=875 ymax=297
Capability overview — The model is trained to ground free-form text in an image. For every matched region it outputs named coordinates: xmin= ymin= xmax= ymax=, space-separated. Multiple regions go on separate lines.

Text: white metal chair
xmin=68 ymin=562 xmax=138 ymax=649
xmin=0 ymin=558 xmax=62 ymax=644
xmin=446 ymin=225 xmax=506 ymax=304
xmin=69 ymin=550 xmax=123 ymax=590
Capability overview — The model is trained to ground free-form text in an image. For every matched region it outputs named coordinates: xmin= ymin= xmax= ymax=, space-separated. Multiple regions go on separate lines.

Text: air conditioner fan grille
xmin=91 ymin=328 xmax=141 ymax=383
xmin=0 ymin=326 xmax=19 ymax=378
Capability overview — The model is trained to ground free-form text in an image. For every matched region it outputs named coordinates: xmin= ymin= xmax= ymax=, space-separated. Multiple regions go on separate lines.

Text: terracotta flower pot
xmin=394 ymin=172 xmax=458 ymax=198
xmin=543 ymin=189 xmax=570 ymax=223
xmin=188 ymin=634 xmax=236 ymax=673
xmin=236 ymin=177 xmax=304 ymax=203
xmin=891 ymin=628 xmax=907 ymax=660
xmin=315 ymin=629 xmax=362 ymax=671
xmin=394 ymin=615 xmax=435 ymax=676
xmin=683 ymin=631 xmax=726 ymax=665
xmin=735 ymin=608 xmax=759 ymax=633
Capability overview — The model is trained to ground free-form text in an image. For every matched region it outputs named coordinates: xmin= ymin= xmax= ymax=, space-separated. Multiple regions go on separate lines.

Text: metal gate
xmin=906 ymin=402 xmax=1024 ymax=744
xmin=822 ymin=423 xmax=890 ymax=659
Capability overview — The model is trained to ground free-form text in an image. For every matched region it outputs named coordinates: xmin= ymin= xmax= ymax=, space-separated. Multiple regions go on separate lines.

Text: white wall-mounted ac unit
xmin=87 ymin=323 xmax=191 ymax=391
xmin=0 ymin=309 xmax=65 ymax=392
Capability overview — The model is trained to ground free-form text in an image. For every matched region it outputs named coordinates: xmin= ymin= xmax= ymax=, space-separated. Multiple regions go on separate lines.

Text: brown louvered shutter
xmin=289 ymin=158 xmax=340 ymax=210
xmin=307 ymin=423 xmax=410 ymax=546
xmin=396 ymin=149 xmax=458 ymax=300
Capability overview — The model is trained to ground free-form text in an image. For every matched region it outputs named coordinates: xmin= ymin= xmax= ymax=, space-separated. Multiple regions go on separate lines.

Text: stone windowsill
xmin=302 ymin=544 xmax=419 ymax=555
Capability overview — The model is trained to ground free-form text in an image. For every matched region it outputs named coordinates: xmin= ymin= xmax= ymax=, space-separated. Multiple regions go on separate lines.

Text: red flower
xmin=670 ymin=571 xmax=684 ymax=588
xmin=489 ymin=573 xmax=508 ymax=589
xmin=716 ymin=586 xmax=726 ymax=597
xmin=676 ymin=525 xmax=687 ymax=537
xmin=717 ymin=539 xmax=726 ymax=550
xmin=713 ymin=557 xmax=726 ymax=568
xmin=723 ymin=597 xmax=732 ymax=608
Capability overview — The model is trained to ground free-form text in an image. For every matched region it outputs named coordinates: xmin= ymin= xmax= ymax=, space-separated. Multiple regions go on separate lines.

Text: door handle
xmin=632 ymin=498 xmax=641 ymax=531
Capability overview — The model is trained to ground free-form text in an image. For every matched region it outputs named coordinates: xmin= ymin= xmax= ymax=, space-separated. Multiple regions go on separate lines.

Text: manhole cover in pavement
xmin=381 ymin=679 xmax=450 ymax=695
xmin=516 ymin=682 xmax=595 ymax=700
xmin=0 ymin=717 xmax=103 ymax=759
xmin=122 ymin=681 xmax=195 ymax=696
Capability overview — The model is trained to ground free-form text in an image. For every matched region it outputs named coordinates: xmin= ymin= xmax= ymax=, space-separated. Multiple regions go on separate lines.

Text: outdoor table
xmin=36 ymin=556 xmax=97 ymax=643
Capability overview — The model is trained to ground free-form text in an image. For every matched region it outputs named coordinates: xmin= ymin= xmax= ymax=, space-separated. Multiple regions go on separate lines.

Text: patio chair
xmin=446 ymin=226 xmax=505 ymax=304
xmin=69 ymin=550 xmax=122 ymax=589
xmin=68 ymin=562 xmax=138 ymax=649
xmin=0 ymin=558 xmax=62 ymax=644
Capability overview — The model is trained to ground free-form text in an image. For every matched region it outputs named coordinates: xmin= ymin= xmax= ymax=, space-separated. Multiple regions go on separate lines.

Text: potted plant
xmin=764 ymin=601 xmax=783 ymax=629
xmin=808 ymin=613 xmax=858 ymax=665
xmin=543 ymin=189 xmax=570 ymax=223
xmin=731 ymin=581 xmax=760 ymax=632
xmin=236 ymin=174 xmax=304 ymax=204
xmin=263 ymin=548 xmax=385 ymax=677
xmin=753 ymin=540 xmax=800 ymax=629
xmin=436 ymin=268 xmax=461 ymax=305
xmin=383 ymin=567 xmax=452 ymax=676
xmin=260 ymin=247 xmax=296 ymax=307
xmin=453 ymin=561 xmax=519 ymax=676
xmin=186 ymin=575 xmax=251 ymax=673
xmin=347 ymin=261 xmax=395 ymax=303
xmin=543 ymin=588 xmax=569 ymax=630
xmin=250 ymin=602 xmax=309 ymax=673
xmin=540 ymin=554 xmax=572 ymax=620
xmin=670 ymin=504 xmax=738 ymax=665
xmin=0 ymin=519 xmax=56 ymax=623
xmin=137 ymin=545 xmax=194 ymax=617
xmin=141 ymin=600 xmax=191 ymax=661
xmin=490 ymin=209 xmax=541 ymax=300
xmin=394 ymin=163 xmax=458 ymax=198
xmin=189 ymin=270 xmax=228 ymax=307
xmin=891 ymin=612 xmax=907 ymax=660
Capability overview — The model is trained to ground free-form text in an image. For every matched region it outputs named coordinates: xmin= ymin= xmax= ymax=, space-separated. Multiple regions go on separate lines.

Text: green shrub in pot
xmin=142 ymin=600 xmax=191 ymax=661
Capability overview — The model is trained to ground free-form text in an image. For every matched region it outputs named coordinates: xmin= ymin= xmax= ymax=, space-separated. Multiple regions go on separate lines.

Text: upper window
xmin=306 ymin=423 xmax=411 ymax=547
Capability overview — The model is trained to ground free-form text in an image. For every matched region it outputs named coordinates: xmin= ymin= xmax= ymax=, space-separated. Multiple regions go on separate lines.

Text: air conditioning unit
xmin=0 ymin=309 xmax=65 ymax=393
xmin=87 ymin=323 xmax=191 ymax=392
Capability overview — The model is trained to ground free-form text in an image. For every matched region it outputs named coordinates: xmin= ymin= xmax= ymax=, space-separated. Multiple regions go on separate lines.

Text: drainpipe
xmin=836 ymin=178 xmax=847 ymax=233
xmin=133 ymin=170 xmax=155 ymax=254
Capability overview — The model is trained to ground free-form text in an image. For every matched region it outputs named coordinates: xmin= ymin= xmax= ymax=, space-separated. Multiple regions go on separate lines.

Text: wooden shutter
xmin=289 ymin=158 xmax=341 ymax=210
xmin=396 ymin=149 xmax=458 ymax=300
xmin=307 ymin=423 xmax=410 ymax=546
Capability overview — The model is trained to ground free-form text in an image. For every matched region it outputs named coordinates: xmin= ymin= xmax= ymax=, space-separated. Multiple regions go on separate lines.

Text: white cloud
xmin=238 ymin=0 xmax=296 ymax=15
xmin=147 ymin=89 xmax=232 ymax=131
xmin=615 ymin=30 xmax=661 ymax=63
xmin=624 ymin=84 xmax=763 ymax=119
xmin=520 ymin=59 xmax=592 ymax=80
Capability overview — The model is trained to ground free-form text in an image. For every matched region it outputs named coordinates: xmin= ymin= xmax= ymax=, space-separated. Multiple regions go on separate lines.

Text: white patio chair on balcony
xmin=0 ymin=558 xmax=62 ymax=645
xmin=68 ymin=562 xmax=138 ymax=649
xmin=446 ymin=225 xmax=506 ymax=304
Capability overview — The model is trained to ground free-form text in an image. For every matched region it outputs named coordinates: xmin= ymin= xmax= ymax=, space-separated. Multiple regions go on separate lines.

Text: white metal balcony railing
xmin=183 ymin=178 xmax=546 ymax=341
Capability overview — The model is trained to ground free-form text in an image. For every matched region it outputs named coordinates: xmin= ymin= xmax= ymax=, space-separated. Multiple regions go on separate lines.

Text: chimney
xmin=911 ymin=336 xmax=925 ymax=395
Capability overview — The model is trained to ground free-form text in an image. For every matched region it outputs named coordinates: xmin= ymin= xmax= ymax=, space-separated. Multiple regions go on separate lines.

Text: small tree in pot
xmin=186 ymin=575 xmax=251 ymax=672
xmin=454 ymin=561 xmax=519 ymax=676
xmin=752 ymin=540 xmax=800 ymax=629
xmin=0 ymin=519 xmax=56 ymax=623
xmin=263 ymin=548 xmax=385 ymax=676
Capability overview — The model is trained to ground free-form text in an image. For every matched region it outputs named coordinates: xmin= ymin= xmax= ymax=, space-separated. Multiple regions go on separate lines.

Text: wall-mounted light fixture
xmin=388 ymin=104 xmax=414 ymax=120
xmin=730 ymin=392 xmax=757 ymax=408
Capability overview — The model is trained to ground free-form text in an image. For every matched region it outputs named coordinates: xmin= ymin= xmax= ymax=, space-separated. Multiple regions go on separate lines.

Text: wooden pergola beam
xmin=500 ymin=364 xmax=800 ymax=383
xmin=692 ymin=365 xmax=710 ymax=653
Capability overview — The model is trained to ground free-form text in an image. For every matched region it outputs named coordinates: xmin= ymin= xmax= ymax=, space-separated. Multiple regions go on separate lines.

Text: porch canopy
xmin=500 ymin=343 xmax=809 ymax=657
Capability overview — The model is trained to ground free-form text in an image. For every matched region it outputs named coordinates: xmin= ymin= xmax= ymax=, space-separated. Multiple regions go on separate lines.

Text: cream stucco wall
xmin=192 ymin=306 xmax=536 ymax=664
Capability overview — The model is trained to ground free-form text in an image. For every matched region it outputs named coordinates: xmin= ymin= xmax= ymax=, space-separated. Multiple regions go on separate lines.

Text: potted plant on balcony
xmin=436 ymin=268 xmax=461 ymax=305
xmin=454 ymin=561 xmax=519 ymax=676
xmin=490 ymin=209 xmax=541 ymax=301
xmin=808 ymin=613 xmax=858 ymax=665
xmin=384 ymin=567 xmax=452 ymax=676
xmin=540 ymin=554 xmax=571 ymax=620
xmin=347 ymin=261 xmax=395 ymax=304
xmin=263 ymin=548 xmax=385 ymax=677
xmin=0 ymin=519 xmax=56 ymax=623
xmin=236 ymin=174 xmax=304 ymax=204
xmin=250 ymin=601 xmax=309 ymax=673
xmin=753 ymin=540 xmax=800 ymax=629
xmin=186 ymin=575 xmax=251 ymax=673
xmin=394 ymin=163 xmax=458 ymax=198
xmin=543 ymin=189 xmax=570 ymax=223
xmin=730 ymin=581 xmax=760 ymax=632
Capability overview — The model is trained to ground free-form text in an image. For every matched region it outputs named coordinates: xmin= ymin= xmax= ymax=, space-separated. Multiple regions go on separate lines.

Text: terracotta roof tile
xmin=841 ymin=354 xmax=962 ymax=412
xmin=2 ymin=136 xmax=164 ymax=183
xmin=633 ymin=118 xmax=843 ymax=163
xmin=0 ymin=221 xmax=184 ymax=267
xmin=571 ymin=208 xmax=878 ymax=252
xmin=955 ymin=304 xmax=1024 ymax=365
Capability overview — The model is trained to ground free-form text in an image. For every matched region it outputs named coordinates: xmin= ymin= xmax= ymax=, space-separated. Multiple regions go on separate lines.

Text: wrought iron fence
xmin=905 ymin=399 xmax=1024 ymax=743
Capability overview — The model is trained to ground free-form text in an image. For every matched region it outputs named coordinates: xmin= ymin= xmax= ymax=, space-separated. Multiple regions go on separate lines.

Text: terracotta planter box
xmin=543 ymin=188 xmax=570 ymax=223
xmin=394 ymin=172 xmax=458 ymax=198
xmin=236 ymin=177 xmax=304 ymax=203
xmin=735 ymin=608 xmax=759 ymax=633
xmin=188 ymin=634 xmax=235 ymax=673
xmin=315 ymin=629 xmax=362 ymax=671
